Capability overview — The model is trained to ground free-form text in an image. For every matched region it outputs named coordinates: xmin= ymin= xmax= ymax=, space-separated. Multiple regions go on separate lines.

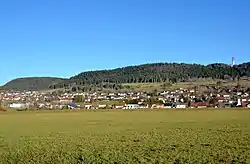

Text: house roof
xmin=242 ymin=102 xmax=249 ymax=106
xmin=68 ymin=103 xmax=78 ymax=108
xmin=60 ymin=98 xmax=73 ymax=101
xmin=191 ymin=102 xmax=208 ymax=107
xmin=216 ymin=96 xmax=225 ymax=100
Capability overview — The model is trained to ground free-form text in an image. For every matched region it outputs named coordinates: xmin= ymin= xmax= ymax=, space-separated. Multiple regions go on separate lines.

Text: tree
xmin=162 ymin=82 xmax=172 ymax=90
xmin=146 ymin=97 xmax=158 ymax=106
xmin=246 ymin=88 xmax=250 ymax=94
xmin=74 ymin=95 xmax=83 ymax=103
xmin=128 ymin=99 xmax=138 ymax=104
xmin=209 ymin=98 xmax=217 ymax=106
xmin=153 ymin=89 xmax=158 ymax=96
xmin=217 ymin=81 xmax=222 ymax=85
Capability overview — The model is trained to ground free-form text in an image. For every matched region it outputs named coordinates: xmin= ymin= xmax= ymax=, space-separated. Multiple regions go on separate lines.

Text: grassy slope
xmin=0 ymin=109 xmax=250 ymax=163
xmin=122 ymin=79 xmax=217 ymax=92
xmin=122 ymin=79 xmax=250 ymax=92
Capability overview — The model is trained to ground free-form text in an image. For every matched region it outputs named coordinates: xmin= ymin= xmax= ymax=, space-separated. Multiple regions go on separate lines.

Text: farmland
xmin=0 ymin=109 xmax=250 ymax=163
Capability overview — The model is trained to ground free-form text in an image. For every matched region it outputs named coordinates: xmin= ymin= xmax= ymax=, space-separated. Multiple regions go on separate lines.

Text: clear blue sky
xmin=0 ymin=0 xmax=249 ymax=85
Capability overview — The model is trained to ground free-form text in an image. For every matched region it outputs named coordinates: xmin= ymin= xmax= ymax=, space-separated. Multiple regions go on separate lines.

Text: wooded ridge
xmin=2 ymin=62 xmax=250 ymax=91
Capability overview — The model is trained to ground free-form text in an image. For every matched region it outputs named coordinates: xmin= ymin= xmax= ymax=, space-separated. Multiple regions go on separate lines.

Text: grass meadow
xmin=0 ymin=109 xmax=250 ymax=163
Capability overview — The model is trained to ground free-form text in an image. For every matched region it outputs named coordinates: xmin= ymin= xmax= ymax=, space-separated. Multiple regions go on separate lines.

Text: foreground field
xmin=0 ymin=109 xmax=250 ymax=163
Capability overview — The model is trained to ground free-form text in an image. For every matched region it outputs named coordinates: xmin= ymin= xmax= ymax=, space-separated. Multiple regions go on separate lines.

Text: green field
xmin=0 ymin=109 xmax=250 ymax=163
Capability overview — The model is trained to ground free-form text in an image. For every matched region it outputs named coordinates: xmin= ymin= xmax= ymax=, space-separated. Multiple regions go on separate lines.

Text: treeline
xmin=50 ymin=62 xmax=250 ymax=89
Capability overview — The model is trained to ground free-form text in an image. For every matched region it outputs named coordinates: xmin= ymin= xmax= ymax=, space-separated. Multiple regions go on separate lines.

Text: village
xmin=1 ymin=84 xmax=250 ymax=111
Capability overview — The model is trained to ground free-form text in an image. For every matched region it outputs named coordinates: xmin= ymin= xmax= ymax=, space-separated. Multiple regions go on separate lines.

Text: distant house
xmin=59 ymin=98 xmax=73 ymax=104
xmin=191 ymin=102 xmax=208 ymax=108
xmin=38 ymin=103 xmax=45 ymax=108
xmin=176 ymin=104 xmax=186 ymax=108
xmin=189 ymin=89 xmax=195 ymax=93
xmin=164 ymin=103 xmax=173 ymax=108
xmin=124 ymin=104 xmax=139 ymax=109
xmin=9 ymin=103 xmax=26 ymax=109
xmin=155 ymin=104 xmax=164 ymax=109
xmin=98 ymin=104 xmax=107 ymax=109
xmin=242 ymin=98 xmax=247 ymax=102
xmin=223 ymin=94 xmax=230 ymax=98
xmin=68 ymin=103 xmax=79 ymax=109
xmin=84 ymin=104 xmax=92 ymax=109
xmin=84 ymin=98 xmax=91 ymax=102
xmin=113 ymin=104 xmax=125 ymax=109
xmin=241 ymin=102 xmax=249 ymax=107
xmin=242 ymin=93 xmax=249 ymax=97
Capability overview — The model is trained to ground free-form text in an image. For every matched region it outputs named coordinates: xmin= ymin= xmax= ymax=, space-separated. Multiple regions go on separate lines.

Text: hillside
xmin=72 ymin=62 xmax=249 ymax=83
xmin=51 ymin=62 xmax=250 ymax=89
xmin=2 ymin=62 xmax=250 ymax=91
xmin=1 ymin=77 xmax=66 ymax=91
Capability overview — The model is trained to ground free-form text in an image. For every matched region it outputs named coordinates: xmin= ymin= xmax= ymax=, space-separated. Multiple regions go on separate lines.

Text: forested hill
xmin=65 ymin=62 xmax=250 ymax=84
xmin=1 ymin=62 xmax=250 ymax=91
xmin=1 ymin=77 xmax=66 ymax=91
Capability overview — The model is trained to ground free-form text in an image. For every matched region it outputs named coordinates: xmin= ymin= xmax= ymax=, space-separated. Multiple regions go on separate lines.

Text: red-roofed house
xmin=191 ymin=102 xmax=208 ymax=108
xmin=59 ymin=97 xmax=73 ymax=104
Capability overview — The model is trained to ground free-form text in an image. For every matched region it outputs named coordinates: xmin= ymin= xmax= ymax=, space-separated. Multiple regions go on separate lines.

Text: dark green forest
xmin=52 ymin=62 xmax=250 ymax=88
xmin=2 ymin=62 xmax=250 ymax=91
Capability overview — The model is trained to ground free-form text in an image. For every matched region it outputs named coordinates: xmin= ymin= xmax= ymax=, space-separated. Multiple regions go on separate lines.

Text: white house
xmin=115 ymin=105 xmax=124 ymax=109
xmin=189 ymin=90 xmax=195 ymax=93
xmin=38 ymin=103 xmax=45 ymax=108
xmin=84 ymin=105 xmax=92 ymax=109
xmin=176 ymin=104 xmax=186 ymax=108
xmin=9 ymin=103 xmax=26 ymax=109
xmin=223 ymin=95 xmax=230 ymax=98
xmin=243 ymin=93 xmax=249 ymax=97
xmin=242 ymin=99 xmax=247 ymax=102
xmin=124 ymin=104 xmax=139 ymax=109
xmin=98 ymin=104 xmax=107 ymax=109
xmin=164 ymin=106 xmax=172 ymax=109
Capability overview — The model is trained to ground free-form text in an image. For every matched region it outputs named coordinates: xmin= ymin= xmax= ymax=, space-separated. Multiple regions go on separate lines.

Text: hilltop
xmin=1 ymin=77 xmax=66 ymax=91
xmin=1 ymin=62 xmax=250 ymax=91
